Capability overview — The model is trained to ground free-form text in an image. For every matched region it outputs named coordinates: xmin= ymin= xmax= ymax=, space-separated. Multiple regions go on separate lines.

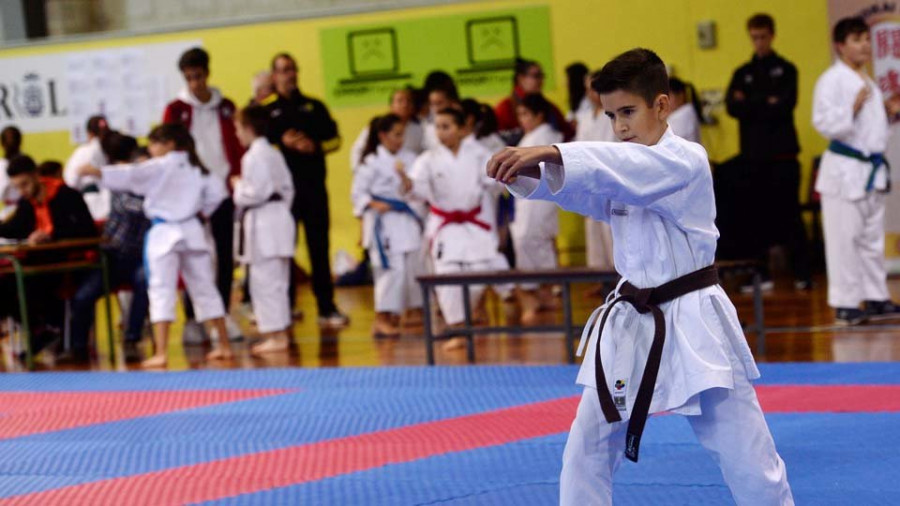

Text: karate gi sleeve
xmin=233 ymin=152 xmax=275 ymax=208
xmin=201 ymin=174 xmax=228 ymax=219
xmin=407 ymin=153 xmax=434 ymax=203
xmin=350 ymin=159 xmax=375 ymax=218
xmin=100 ymin=159 xmax=161 ymax=195
xmin=510 ymin=141 xmax=700 ymax=222
xmin=63 ymin=148 xmax=86 ymax=189
xmin=812 ymin=74 xmax=855 ymax=140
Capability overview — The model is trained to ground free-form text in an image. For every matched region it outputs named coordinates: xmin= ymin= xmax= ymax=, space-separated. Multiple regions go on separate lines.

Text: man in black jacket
xmin=264 ymin=52 xmax=349 ymax=327
xmin=0 ymin=154 xmax=97 ymax=358
xmin=726 ymin=13 xmax=811 ymax=292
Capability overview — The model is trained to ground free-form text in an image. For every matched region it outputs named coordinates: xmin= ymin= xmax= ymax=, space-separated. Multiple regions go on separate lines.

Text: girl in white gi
xmin=488 ymin=49 xmax=793 ymax=506
xmin=350 ymin=88 xmax=424 ymax=172
xmin=79 ymin=123 xmax=233 ymax=369
xmin=667 ymin=77 xmax=703 ymax=144
xmin=64 ymin=115 xmax=111 ymax=220
xmin=232 ymin=105 xmax=296 ymax=355
xmin=409 ymin=108 xmax=507 ymax=350
xmin=512 ymin=94 xmax=563 ymax=323
xmin=812 ymin=17 xmax=900 ymax=325
xmin=352 ymin=113 xmax=423 ymax=337
xmin=576 ymin=72 xmax=617 ymax=275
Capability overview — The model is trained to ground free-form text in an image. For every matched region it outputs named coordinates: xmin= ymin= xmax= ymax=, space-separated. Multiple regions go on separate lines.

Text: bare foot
xmin=207 ymin=347 xmax=234 ymax=361
xmin=441 ymin=336 xmax=468 ymax=352
xmin=372 ymin=319 xmax=400 ymax=337
xmin=402 ymin=308 xmax=424 ymax=327
xmin=141 ymin=354 xmax=167 ymax=369
xmin=251 ymin=337 xmax=289 ymax=356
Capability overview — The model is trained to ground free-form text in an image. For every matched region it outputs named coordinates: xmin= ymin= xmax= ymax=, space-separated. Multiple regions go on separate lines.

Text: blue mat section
xmin=1 ymin=363 xmax=899 ymax=504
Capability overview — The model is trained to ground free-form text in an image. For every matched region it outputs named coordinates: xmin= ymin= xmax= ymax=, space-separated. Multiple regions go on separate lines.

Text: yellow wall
xmin=0 ymin=0 xmax=832 ymax=267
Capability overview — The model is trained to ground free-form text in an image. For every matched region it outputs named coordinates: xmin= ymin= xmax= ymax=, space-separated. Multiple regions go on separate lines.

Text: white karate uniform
xmin=64 ymin=137 xmax=110 ymax=220
xmin=352 ymin=146 xmax=423 ymax=314
xmin=100 ymin=151 xmax=228 ymax=324
xmin=575 ymin=108 xmax=616 ymax=270
xmin=349 ymin=121 xmax=425 ymax=172
xmin=508 ymin=128 xmax=792 ymax=505
xmin=410 ymin=137 xmax=509 ymax=324
xmin=813 ymin=59 xmax=891 ymax=308
xmin=668 ymin=103 xmax=702 ymax=144
xmin=511 ymin=124 xmax=562 ymax=289
xmin=234 ymin=138 xmax=296 ymax=333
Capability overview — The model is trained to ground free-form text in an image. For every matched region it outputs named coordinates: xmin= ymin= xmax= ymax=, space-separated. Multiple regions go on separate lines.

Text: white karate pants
xmin=370 ymin=248 xmax=423 ymax=314
xmin=560 ymin=357 xmax=793 ymax=506
xmin=249 ymin=256 xmax=291 ymax=333
xmin=820 ymin=193 xmax=890 ymax=308
xmin=147 ymin=243 xmax=225 ymax=324
xmin=433 ymin=256 xmax=513 ymax=325
xmin=513 ymin=233 xmax=557 ymax=291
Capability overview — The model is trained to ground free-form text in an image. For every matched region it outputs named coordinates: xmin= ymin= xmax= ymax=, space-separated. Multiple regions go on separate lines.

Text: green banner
xmin=320 ymin=5 xmax=555 ymax=107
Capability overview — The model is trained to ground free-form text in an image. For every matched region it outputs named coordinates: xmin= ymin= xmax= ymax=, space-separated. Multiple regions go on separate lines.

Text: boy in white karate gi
xmin=812 ymin=17 xmax=900 ymax=325
xmin=80 ymin=123 xmax=233 ymax=368
xmin=352 ymin=113 xmax=423 ymax=336
xmin=488 ymin=48 xmax=793 ymax=506
xmin=512 ymin=93 xmax=563 ymax=323
xmin=232 ymin=105 xmax=297 ymax=355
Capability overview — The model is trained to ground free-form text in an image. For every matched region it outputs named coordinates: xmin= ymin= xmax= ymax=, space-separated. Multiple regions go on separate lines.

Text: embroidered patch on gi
xmin=614 ymin=379 xmax=627 ymax=410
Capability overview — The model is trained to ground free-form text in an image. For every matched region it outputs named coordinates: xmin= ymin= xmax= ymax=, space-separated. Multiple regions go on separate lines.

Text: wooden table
xmin=0 ymin=238 xmax=114 ymax=370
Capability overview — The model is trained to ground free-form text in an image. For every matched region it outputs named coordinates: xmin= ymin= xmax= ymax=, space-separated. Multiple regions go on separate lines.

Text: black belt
xmin=593 ymin=265 xmax=719 ymax=462
xmin=237 ymin=193 xmax=283 ymax=256
xmin=82 ymin=184 xmax=100 ymax=194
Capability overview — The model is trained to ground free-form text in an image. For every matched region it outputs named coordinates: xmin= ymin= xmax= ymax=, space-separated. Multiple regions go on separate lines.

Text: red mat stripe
xmin=0 ymin=390 xmax=291 ymax=440
xmin=4 ymin=385 xmax=900 ymax=505
xmin=0 ymin=396 xmax=581 ymax=505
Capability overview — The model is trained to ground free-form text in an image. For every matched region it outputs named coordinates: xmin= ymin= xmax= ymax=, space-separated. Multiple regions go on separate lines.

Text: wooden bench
xmin=417 ymin=260 xmax=765 ymax=365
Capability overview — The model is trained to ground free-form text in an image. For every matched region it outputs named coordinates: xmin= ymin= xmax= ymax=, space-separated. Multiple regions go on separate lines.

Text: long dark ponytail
xmin=148 ymin=123 xmax=208 ymax=174
xmin=359 ymin=113 xmax=403 ymax=165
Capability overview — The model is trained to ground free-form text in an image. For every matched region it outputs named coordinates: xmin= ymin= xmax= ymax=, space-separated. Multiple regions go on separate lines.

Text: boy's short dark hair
xmin=591 ymin=48 xmax=669 ymax=106
xmin=747 ymin=13 xmax=775 ymax=33
xmin=236 ymin=105 xmax=270 ymax=137
xmin=178 ymin=47 xmax=210 ymax=72
xmin=833 ymin=16 xmax=869 ymax=43
xmin=6 ymin=154 xmax=36 ymax=177
xmin=37 ymin=160 xmax=63 ymax=178
xmin=1 ymin=126 xmax=22 ymax=150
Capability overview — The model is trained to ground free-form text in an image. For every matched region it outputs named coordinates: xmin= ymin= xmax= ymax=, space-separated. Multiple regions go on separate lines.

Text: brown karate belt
xmin=593 ymin=265 xmax=720 ymax=462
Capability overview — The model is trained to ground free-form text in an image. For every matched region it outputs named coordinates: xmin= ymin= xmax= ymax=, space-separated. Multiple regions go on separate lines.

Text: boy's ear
xmin=655 ymin=93 xmax=671 ymax=120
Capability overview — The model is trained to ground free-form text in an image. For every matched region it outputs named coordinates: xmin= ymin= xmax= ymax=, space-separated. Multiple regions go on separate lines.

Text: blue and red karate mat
xmin=0 ymin=363 xmax=898 ymax=505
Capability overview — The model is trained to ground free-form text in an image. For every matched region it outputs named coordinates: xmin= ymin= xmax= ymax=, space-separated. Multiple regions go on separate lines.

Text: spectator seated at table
xmin=0 ymin=154 xmax=97 ymax=360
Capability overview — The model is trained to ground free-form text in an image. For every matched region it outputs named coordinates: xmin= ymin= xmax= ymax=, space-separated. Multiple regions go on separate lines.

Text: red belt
xmin=429 ymin=205 xmax=491 ymax=232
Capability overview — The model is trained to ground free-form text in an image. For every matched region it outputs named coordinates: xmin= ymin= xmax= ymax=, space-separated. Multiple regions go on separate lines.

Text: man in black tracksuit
xmin=726 ymin=13 xmax=811 ymax=291
xmin=264 ymin=52 xmax=349 ymax=327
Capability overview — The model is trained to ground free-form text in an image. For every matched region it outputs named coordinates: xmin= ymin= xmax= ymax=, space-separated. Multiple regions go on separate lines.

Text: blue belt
xmin=828 ymin=140 xmax=891 ymax=193
xmin=371 ymin=195 xmax=422 ymax=269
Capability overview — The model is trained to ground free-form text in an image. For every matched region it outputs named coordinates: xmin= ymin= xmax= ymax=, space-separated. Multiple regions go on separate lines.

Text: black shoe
xmin=123 ymin=341 xmax=143 ymax=363
xmin=835 ymin=307 xmax=867 ymax=326
xmin=864 ymin=300 xmax=900 ymax=320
